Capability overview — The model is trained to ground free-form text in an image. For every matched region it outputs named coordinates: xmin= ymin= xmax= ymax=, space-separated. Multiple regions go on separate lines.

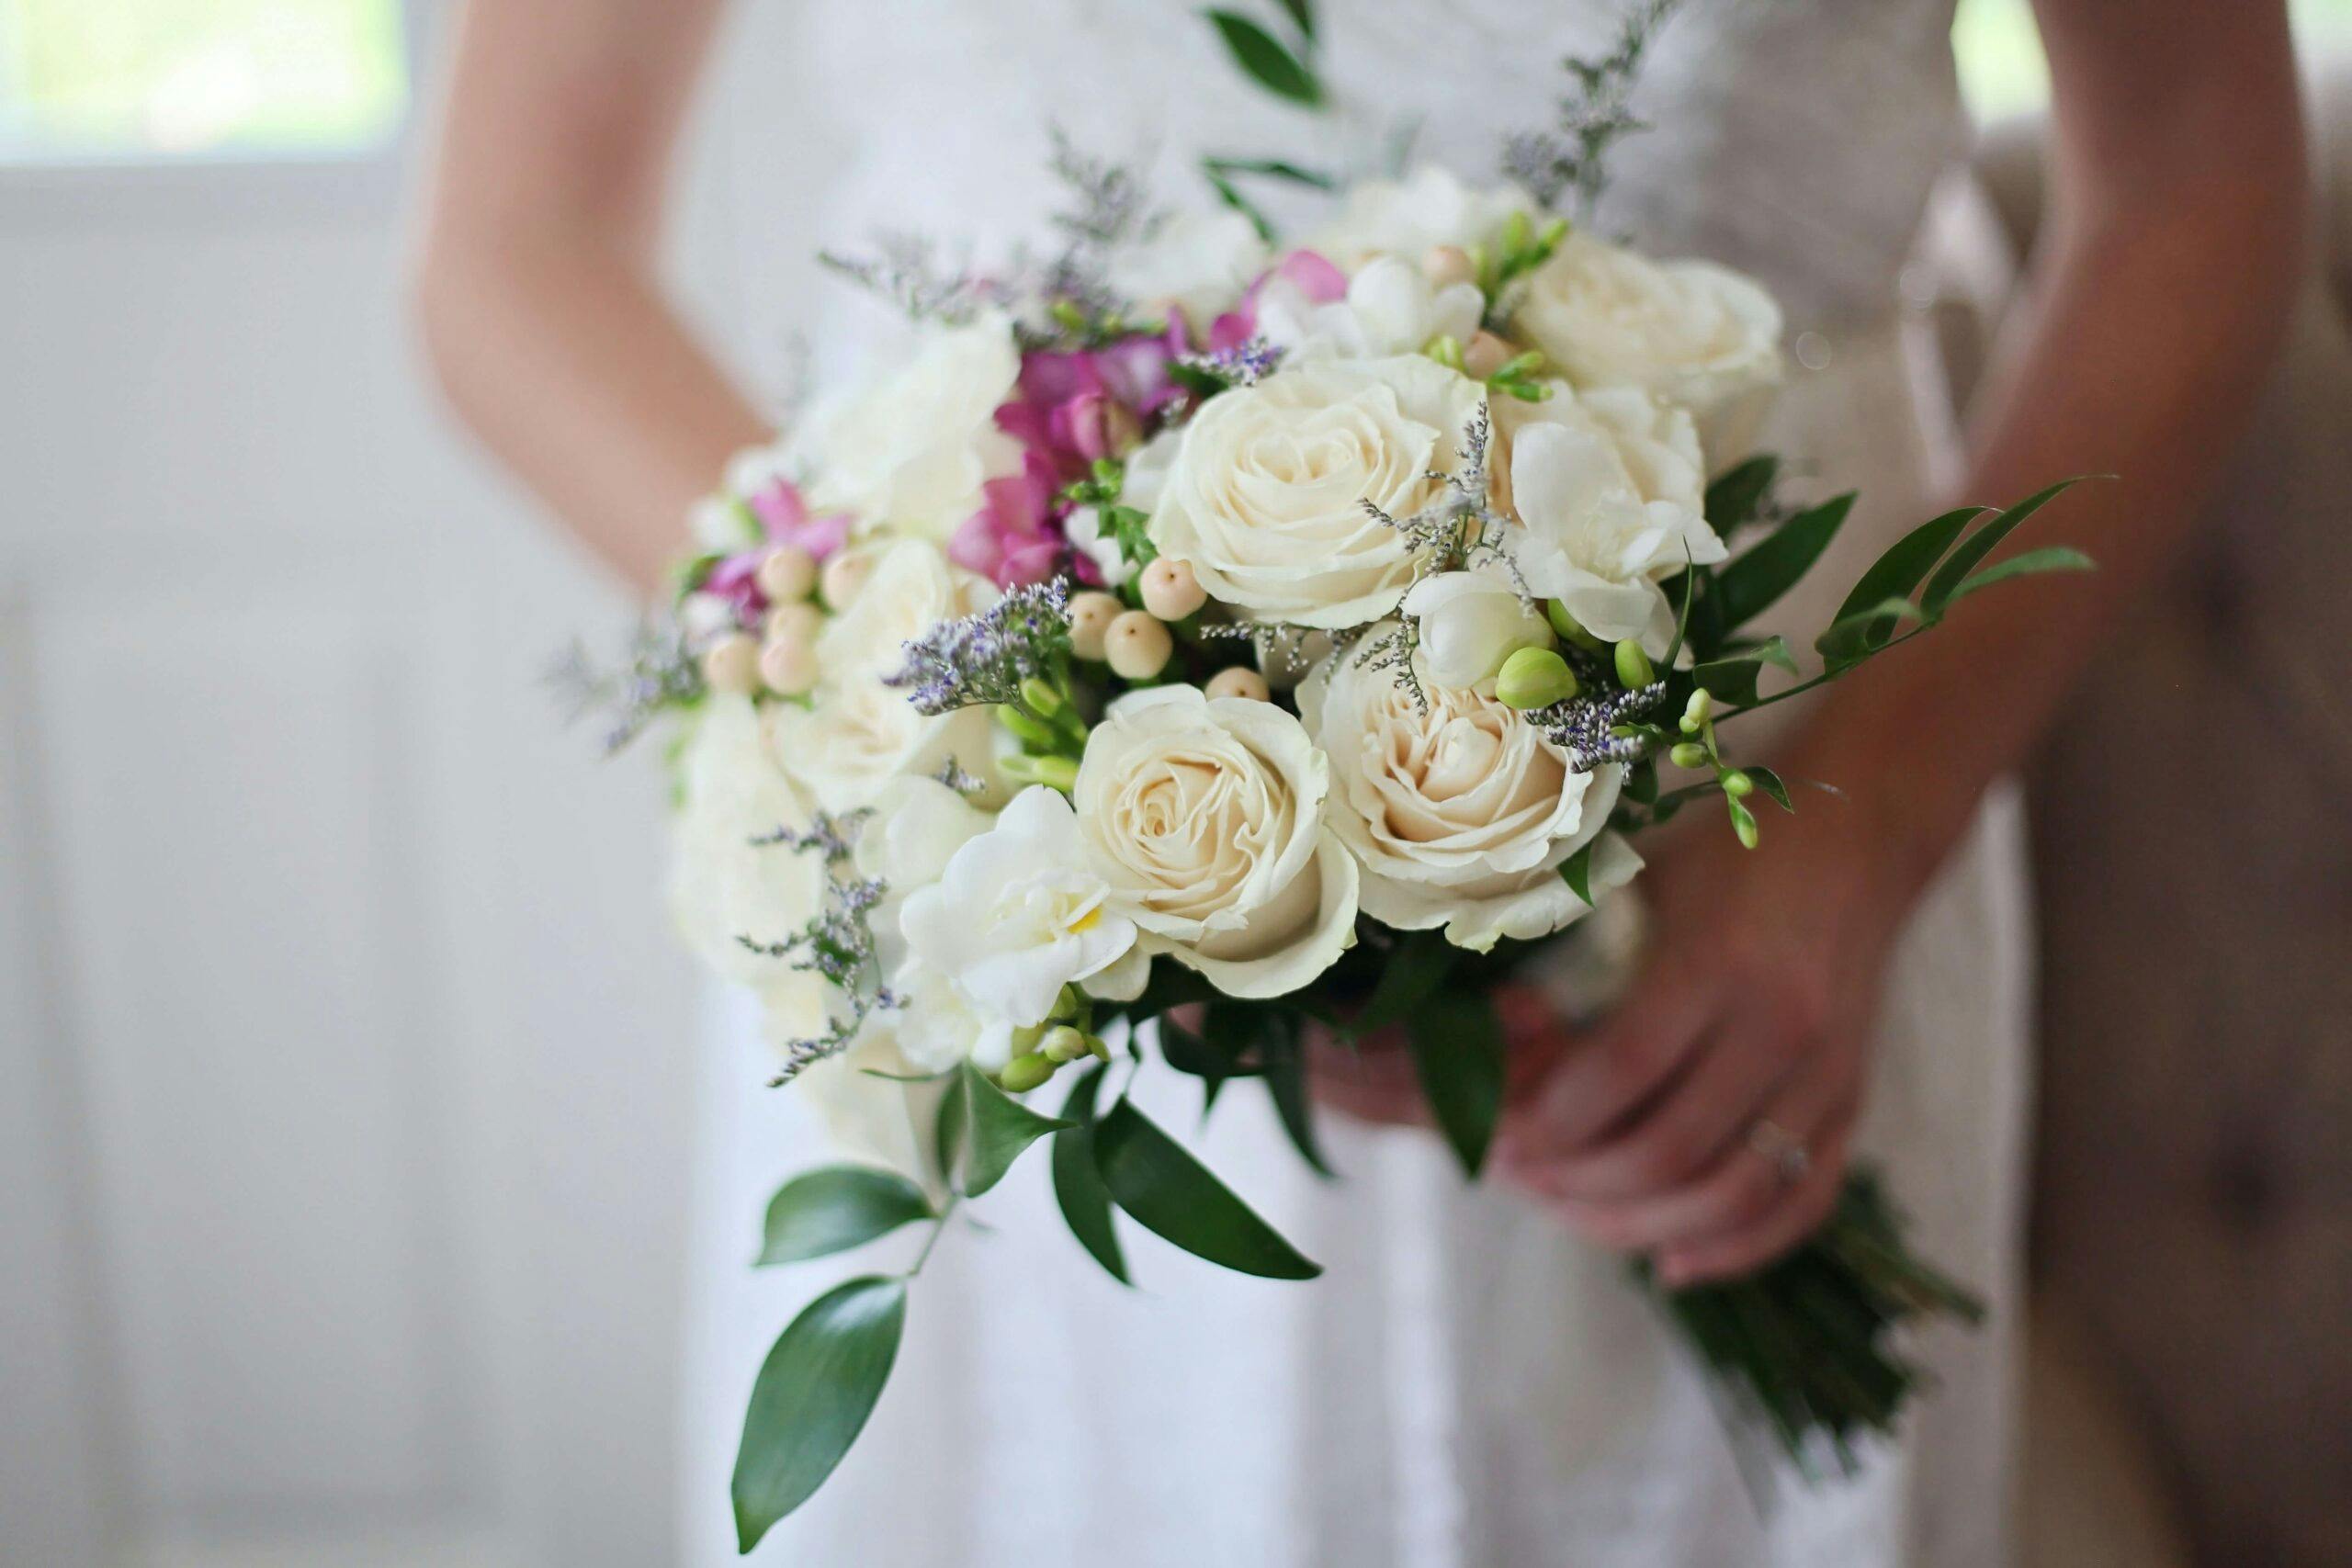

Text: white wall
xmin=0 ymin=67 xmax=700 ymax=1568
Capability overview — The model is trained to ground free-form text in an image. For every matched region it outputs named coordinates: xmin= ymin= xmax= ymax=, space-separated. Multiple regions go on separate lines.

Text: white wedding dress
xmin=676 ymin=2 xmax=2032 ymax=1563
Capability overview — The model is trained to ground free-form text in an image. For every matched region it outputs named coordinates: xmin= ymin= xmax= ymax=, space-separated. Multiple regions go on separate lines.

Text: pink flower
xmin=697 ymin=479 xmax=851 ymax=627
xmin=1208 ymin=248 xmax=1349 ymax=351
xmin=948 ymin=452 xmax=1066 ymax=588
xmin=996 ymin=326 xmax=1186 ymax=479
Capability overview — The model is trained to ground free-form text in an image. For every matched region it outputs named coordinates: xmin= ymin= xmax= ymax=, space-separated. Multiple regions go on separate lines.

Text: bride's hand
xmin=1493 ymin=796 xmax=1907 ymax=1288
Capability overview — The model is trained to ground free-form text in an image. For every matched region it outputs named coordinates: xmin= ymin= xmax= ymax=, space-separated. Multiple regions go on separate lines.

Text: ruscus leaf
xmin=1920 ymin=479 xmax=2084 ymax=614
xmin=1050 ymin=1065 xmax=1128 ymax=1284
xmin=756 ymin=1166 xmax=934 ymax=1266
xmin=1092 ymin=1100 xmax=1322 ymax=1279
xmin=1406 ymin=989 xmax=1507 ymax=1178
xmin=732 ymin=1277 xmax=907 ymax=1551
xmin=1714 ymin=493 xmax=1855 ymax=630
xmin=958 ymin=1063 xmax=1071 ymax=1198
xmin=1203 ymin=9 xmax=1325 ymax=106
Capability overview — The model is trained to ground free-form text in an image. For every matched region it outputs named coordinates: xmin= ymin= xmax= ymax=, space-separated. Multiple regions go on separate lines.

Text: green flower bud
xmin=1496 ymin=350 xmax=1546 ymax=381
xmin=1038 ymin=1024 xmax=1090 ymax=1064
xmin=1668 ymin=741 xmax=1710 ymax=770
xmin=1502 ymin=209 xmax=1533 ymax=257
xmin=1001 ymin=752 xmax=1080 ymax=793
xmin=997 ymin=705 xmax=1060 ymax=748
xmin=1018 ymin=676 xmax=1065 ymax=717
xmin=1544 ymin=599 xmax=1604 ymax=650
xmin=1537 ymin=216 xmax=1571 ymax=253
xmin=1496 ymin=646 xmax=1579 ymax=710
xmin=1614 ymin=639 xmax=1656 ymax=689
xmin=1424 ymin=333 xmax=1465 ymax=372
xmin=998 ymin=1052 xmax=1056 ymax=1093
xmin=1729 ymin=797 xmax=1760 ymax=851
xmin=1721 ymin=770 xmax=1755 ymax=799
xmin=1680 ymin=689 xmax=1713 ymax=734
xmin=1048 ymin=984 xmax=1084 ymax=1022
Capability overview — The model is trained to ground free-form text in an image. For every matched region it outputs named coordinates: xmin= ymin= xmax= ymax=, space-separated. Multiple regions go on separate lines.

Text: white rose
xmin=816 ymin=538 xmax=987 ymax=678
xmin=900 ymin=786 xmax=1139 ymax=1033
xmin=1256 ymin=255 xmax=1485 ymax=363
xmin=1300 ymin=628 xmax=1644 ymax=950
xmin=669 ymin=696 xmax=829 ymax=987
xmin=1512 ymin=232 xmax=1783 ymax=457
xmin=1309 ymin=164 xmax=1532 ymax=268
xmin=1149 ymin=355 xmax=1487 ymax=627
xmin=792 ymin=315 xmax=1024 ymax=539
xmin=1073 ymin=686 xmax=1358 ymax=998
xmin=1108 ymin=208 xmax=1269 ymax=324
xmin=1401 ymin=567 xmax=1556 ymax=690
xmin=1506 ymin=386 xmax=1725 ymax=656
xmin=854 ymin=773 xmax=993 ymax=974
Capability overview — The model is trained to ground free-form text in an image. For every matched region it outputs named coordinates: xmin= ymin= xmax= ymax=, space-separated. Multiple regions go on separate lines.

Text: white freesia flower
xmin=1506 ymin=386 xmax=1724 ymax=656
xmin=1108 ymin=208 xmax=1268 ymax=325
xmin=1256 ymin=256 xmax=1485 ymax=363
xmin=773 ymin=540 xmax=1004 ymax=811
xmin=854 ymin=773 xmax=993 ymax=973
xmin=1074 ymin=686 xmax=1358 ymax=997
xmin=791 ymin=315 xmax=1024 ymax=539
xmin=669 ymin=696 xmax=828 ymax=988
xmin=1309 ymin=164 xmax=1532 ymax=267
xmin=1512 ymin=232 xmax=1783 ymax=458
xmin=1300 ymin=627 xmax=1643 ymax=950
xmin=901 ymin=786 xmax=1138 ymax=1035
xmin=1148 ymin=355 xmax=1487 ymax=627
xmin=1402 ymin=567 xmax=1556 ymax=690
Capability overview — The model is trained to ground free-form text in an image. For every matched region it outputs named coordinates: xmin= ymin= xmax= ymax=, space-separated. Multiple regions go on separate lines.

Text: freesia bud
xmin=1496 ymin=647 xmax=1578 ymax=710
xmin=1613 ymin=639 xmax=1655 ymax=689
xmin=1544 ymin=599 xmax=1603 ymax=650
xmin=998 ymin=1052 xmax=1056 ymax=1093
xmin=1039 ymin=1025 xmax=1090 ymax=1064
xmin=1018 ymin=676 xmax=1065 ymax=717
xmin=1721 ymin=770 xmax=1755 ymax=798
xmin=1668 ymin=741 xmax=1710 ymax=770
xmin=1730 ymin=798 xmax=1760 ymax=850
xmin=1680 ymin=689 xmax=1713 ymax=733
xmin=1001 ymin=751 xmax=1080 ymax=793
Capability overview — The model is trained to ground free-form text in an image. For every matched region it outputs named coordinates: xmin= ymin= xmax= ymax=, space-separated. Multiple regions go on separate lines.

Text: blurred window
xmin=1956 ymin=0 xmax=2352 ymax=123
xmin=0 ymin=0 xmax=406 ymax=162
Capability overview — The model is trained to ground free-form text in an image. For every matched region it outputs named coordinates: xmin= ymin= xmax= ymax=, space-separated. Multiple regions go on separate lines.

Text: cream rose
xmin=1504 ymin=385 xmax=1725 ymax=657
xmin=1073 ymin=686 xmax=1358 ymax=998
xmin=1300 ymin=628 xmax=1644 ymax=950
xmin=1148 ymin=355 xmax=1487 ymax=627
xmin=1511 ymin=232 xmax=1782 ymax=457
xmin=1308 ymin=164 xmax=1532 ymax=268
xmin=791 ymin=315 xmax=1024 ymax=539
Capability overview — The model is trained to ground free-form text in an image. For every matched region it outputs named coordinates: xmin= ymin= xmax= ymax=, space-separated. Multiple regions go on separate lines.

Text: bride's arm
xmin=411 ymin=0 xmax=764 ymax=594
xmin=1496 ymin=0 xmax=2309 ymax=1284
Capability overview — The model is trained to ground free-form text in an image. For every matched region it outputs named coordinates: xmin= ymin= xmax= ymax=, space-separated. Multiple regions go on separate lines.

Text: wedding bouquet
xmin=570 ymin=8 xmax=2086 ymax=1550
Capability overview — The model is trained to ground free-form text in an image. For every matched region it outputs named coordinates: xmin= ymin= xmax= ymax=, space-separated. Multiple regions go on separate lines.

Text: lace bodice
xmin=696 ymin=0 xmax=1962 ymax=396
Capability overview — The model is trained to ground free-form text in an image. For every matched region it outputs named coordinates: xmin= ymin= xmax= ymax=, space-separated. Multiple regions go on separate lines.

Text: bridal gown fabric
xmin=677 ymin=2 xmax=2032 ymax=1562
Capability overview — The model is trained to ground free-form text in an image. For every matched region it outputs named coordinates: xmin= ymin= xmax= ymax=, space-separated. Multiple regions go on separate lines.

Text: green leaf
xmin=1920 ymin=479 xmax=2082 ymax=615
xmin=1202 ymin=154 xmax=1337 ymax=190
xmin=957 ymin=1063 xmax=1071 ymax=1199
xmin=1201 ymin=165 xmax=1275 ymax=243
xmin=1704 ymin=454 xmax=1781 ymax=531
xmin=1815 ymin=595 xmax=1926 ymax=668
xmin=1406 ymin=989 xmax=1507 ymax=1178
xmin=1662 ymin=551 xmax=1702 ymax=670
xmin=1348 ymin=930 xmax=1457 ymax=1036
xmin=1257 ymin=1013 xmax=1335 ymax=1179
xmin=1559 ymin=840 xmax=1597 ymax=906
xmin=1831 ymin=504 xmax=1985 ymax=634
xmin=1692 ymin=637 xmax=1799 ymax=705
xmin=756 ymin=1167 xmax=934 ymax=1266
xmin=1277 ymin=0 xmax=1317 ymax=41
xmin=1092 ymin=1100 xmax=1322 ymax=1279
xmin=732 ymin=1276 xmax=907 ymax=1551
xmin=1944 ymin=546 xmax=2095 ymax=604
xmin=1714 ymin=493 xmax=1854 ymax=630
xmin=1050 ymin=1065 xmax=1128 ymax=1284
xmin=1204 ymin=8 xmax=1325 ymax=106
xmin=1746 ymin=765 xmax=1795 ymax=812
xmin=933 ymin=1075 xmax=966 ymax=1181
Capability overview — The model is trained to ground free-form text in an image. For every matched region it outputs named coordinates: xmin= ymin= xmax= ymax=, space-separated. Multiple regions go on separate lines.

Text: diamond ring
xmin=1747 ymin=1118 xmax=1812 ymax=1186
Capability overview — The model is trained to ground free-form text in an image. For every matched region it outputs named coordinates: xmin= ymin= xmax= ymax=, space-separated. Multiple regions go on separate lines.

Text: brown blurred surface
xmin=1958 ymin=85 xmax=2352 ymax=1568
